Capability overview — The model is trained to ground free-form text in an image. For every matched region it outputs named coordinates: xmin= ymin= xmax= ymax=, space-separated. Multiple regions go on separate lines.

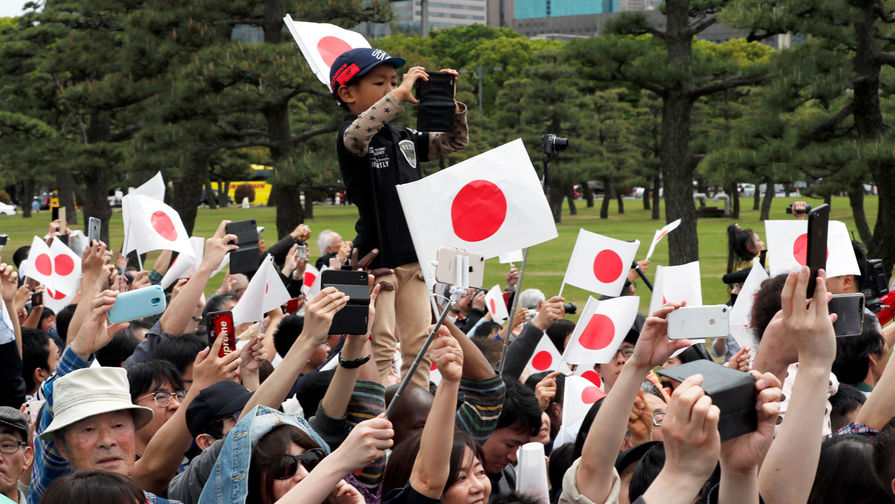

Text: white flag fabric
xmin=25 ymin=236 xmax=82 ymax=308
xmin=283 ymin=15 xmax=371 ymax=90
xmin=121 ymin=194 xmax=195 ymax=258
xmin=160 ymin=237 xmax=206 ymax=290
xmin=122 ymin=172 xmax=166 ymax=254
xmin=485 ymin=284 xmax=509 ymax=324
xmin=397 ymin=139 xmax=557 ymax=288
xmin=24 ymin=237 xmax=52 ymax=286
xmin=729 ymin=262 xmax=768 ymax=349
xmin=562 ymin=229 xmax=639 ymax=297
xmin=764 ymin=220 xmax=859 ymax=279
xmin=562 ymin=375 xmax=606 ymax=428
xmin=515 ymin=443 xmax=550 ymax=504
xmin=231 ymin=256 xmax=291 ymax=325
xmin=645 ymin=219 xmax=681 ymax=260
xmin=562 ymin=296 xmax=640 ymax=365
xmin=300 ymin=264 xmax=321 ymax=296
xmin=499 ymin=250 xmax=524 ymax=264
xmin=648 ymin=261 xmax=703 ymax=316
xmin=526 ymin=334 xmax=562 ymax=373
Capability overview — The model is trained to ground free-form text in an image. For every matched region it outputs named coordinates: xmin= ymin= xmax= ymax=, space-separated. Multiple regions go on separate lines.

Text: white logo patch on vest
xmin=398 ymin=140 xmax=417 ymax=169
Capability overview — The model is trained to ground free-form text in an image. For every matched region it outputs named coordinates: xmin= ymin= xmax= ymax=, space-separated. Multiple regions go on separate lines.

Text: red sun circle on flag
xmin=592 ymin=249 xmax=624 ymax=284
xmin=304 ymin=272 xmax=316 ymax=286
xmin=489 ymin=299 xmax=497 ymax=314
xmin=317 ymin=36 xmax=352 ymax=67
xmin=792 ymin=233 xmax=829 ymax=266
xmin=45 ymin=288 xmax=67 ymax=301
xmin=579 ymin=314 xmax=616 ymax=350
xmin=580 ymin=370 xmax=602 ymax=388
xmin=581 ymin=386 xmax=602 ymax=404
xmin=450 ymin=180 xmax=507 ymax=242
xmin=34 ymin=254 xmax=52 ymax=276
xmin=54 ymin=255 xmax=74 ymax=276
xmin=531 ymin=351 xmax=554 ymax=371
xmin=151 ymin=211 xmax=178 ymax=241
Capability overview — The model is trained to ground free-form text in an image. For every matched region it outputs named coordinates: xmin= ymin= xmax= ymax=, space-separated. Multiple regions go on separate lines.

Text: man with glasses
xmin=0 ymin=407 xmax=30 ymax=504
xmin=594 ymin=330 xmax=639 ymax=393
xmin=127 ymin=360 xmax=188 ymax=459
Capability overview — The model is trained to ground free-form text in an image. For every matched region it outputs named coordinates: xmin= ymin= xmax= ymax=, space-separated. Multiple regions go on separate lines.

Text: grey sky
xmin=0 ymin=1 xmax=32 ymax=18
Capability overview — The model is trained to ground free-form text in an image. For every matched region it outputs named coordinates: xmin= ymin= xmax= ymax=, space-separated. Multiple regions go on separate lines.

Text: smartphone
xmin=284 ymin=297 xmax=301 ymax=314
xmin=31 ymin=291 xmax=43 ymax=307
xmin=667 ymin=305 xmax=730 ymax=340
xmin=88 ymin=216 xmax=101 ymax=244
xmin=435 ymin=247 xmax=485 ymax=288
xmin=806 ymin=204 xmax=830 ymax=298
xmin=107 ymin=285 xmax=166 ymax=324
xmin=58 ymin=206 xmax=66 ymax=228
xmin=416 ymin=71 xmax=457 ymax=132
xmin=297 ymin=245 xmax=308 ymax=260
xmin=225 ymin=219 xmax=260 ymax=275
xmin=829 ymin=293 xmax=865 ymax=337
xmin=320 ymin=269 xmax=370 ymax=335
xmin=206 ymin=310 xmax=237 ymax=357
xmin=51 ymin=206 xmax=59 ymax=221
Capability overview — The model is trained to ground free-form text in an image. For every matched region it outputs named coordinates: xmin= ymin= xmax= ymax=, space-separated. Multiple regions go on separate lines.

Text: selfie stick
xmin=632 ymin=261 xmax=653 ymax=291
xmin=497 ymin=247 xmax=530 ymax=373
xmin=386 ymin=255 xmax=470 ymax=418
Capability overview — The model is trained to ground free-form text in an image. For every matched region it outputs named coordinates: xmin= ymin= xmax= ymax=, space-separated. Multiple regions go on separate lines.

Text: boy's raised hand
xmin=628 ymin=303 xmax=692 ymax=370
xmin=393 ymin=66 xmax=429 ymax=104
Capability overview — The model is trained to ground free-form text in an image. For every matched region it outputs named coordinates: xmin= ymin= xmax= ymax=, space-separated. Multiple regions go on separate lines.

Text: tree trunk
xmin=204 ymin=178 xmax=218 ymax=209
xmin=661 ymin=91 xmax=698 ymax=264
xmin=566 ymin=186 xmax=577 ymax=215
xmin=847 ymin=180 xmax=873 ymax=248
xmin=753 ymin=181 xmax=760 ymax=210
xmin=616 ymin=190 xmax=624 ymax=214
xmin=221 ymin=180 xmax=230 ymax=208
xmin=171 ymin=152 xmax=208 ymax=236
xmin=600 ymin=177 xmax=611 ymax=219
xmin=20 ymin=177 xmax=35 ymax=218
xmin=271 ymin=183 xmax=303 ymax=239
xmin=652 ymin=174 xmax=661 ymax=220
xmin=582 ymin=181 xmax=594 ymax=208
xmin=548 ymin=182 xmax=563 ymax=223
xmin=305 ymin=190 xmax=314 ymax=219
xmin=759 ymin=176 xmax=775 ymax=221
xmin=80 ymin=165 xmax=113 ymax=243
xmin=642 ymin=186 xmax=650 ymax=210
xmin=56 ymin=169 xmax=78 ymax=226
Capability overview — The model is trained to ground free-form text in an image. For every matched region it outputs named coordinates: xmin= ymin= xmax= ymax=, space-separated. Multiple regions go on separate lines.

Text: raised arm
xmin=758 ymin=267 xmax=836 ymax=504
xmin=502 ymin=296 xmax=565 ymax=379
xmin=0 ymin=262 xmax=22 ymax=358
xmin=575 ymin=303 xmax=690 ymax=504
xmin=66 ymin=240 xmax=111 ymax=343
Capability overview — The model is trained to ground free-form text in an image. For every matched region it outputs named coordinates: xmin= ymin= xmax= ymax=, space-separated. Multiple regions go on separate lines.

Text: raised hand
xmin=721 ymin=371 xmax=781 ymax=474
xmin=429 ymin=329 xmax=464 ymax=382
xmin=69 ymin=290 xmax=130 ymax=360
xmin=505 ymin=264 xmax=519 ymax=289
xmin=532 ymin=295 xmax=565 ymax=330
xmin=535 ymin=370 xmax=561 ymax=411
xmin=331 ymin=417 xmax=394 ymax=473
xmin=781 ymin=266 xmax=836 ymax=368
xmin=628 ymin=389 xmax=654 ymax=446
xmin=628 ymin=303 xmax=692 ymax=370
xmin=191 ymin=330 xmax=241 ymax=390
xmin=302 ymin=287 xmax=349 ymax=343
xmin=393 ymin=66 xmax=429 ymax=104
xmin=471 ymin=290 xmax=486 ymax=311
xmin=202 ymin=221 xmax=238 ymax=272
xmin=0 ymin=262 xmax=18 ymax=304
xmin=724 ymin=346 xmax=752 ymax=372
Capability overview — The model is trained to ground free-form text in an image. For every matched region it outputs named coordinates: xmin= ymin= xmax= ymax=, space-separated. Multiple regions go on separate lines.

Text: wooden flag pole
xmin=497 ymin=247 xmax=530 ymax=374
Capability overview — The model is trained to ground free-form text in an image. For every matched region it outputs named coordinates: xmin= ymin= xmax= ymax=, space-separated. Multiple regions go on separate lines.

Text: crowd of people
xmin=0 ymin=46 xmax=894 ymax=504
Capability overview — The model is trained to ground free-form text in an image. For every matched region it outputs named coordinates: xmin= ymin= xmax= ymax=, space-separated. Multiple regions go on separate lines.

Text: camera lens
xmin=152 ymin=297 xmax=160 ymax=304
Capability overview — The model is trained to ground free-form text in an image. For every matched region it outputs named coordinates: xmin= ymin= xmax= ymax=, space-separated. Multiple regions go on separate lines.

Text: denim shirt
xmin=197 ymin=405 xmax=330 ymax=504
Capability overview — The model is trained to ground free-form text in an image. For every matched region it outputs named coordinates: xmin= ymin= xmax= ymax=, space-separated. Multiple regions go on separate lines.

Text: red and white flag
xmin=562 ymin=229 xmax=639 ymax=297
xmin=645 ymin=219 xmax=681 ymax=260
xmin=562 ymin=296 xmax=640 ymax=365
xmin=648 ymin=261 xmax=703 ymax=316
xmin=562 ymin=375 xmax=606 ymax=427
xmin=121 ymin=194 xmax=195 ymax=259
xmin=485 ymin=284 xmax=509 ymax=324
xmin=25 ymin=236 xmax=82 ymax=307
xmin=764 ymin=220 xmax=859 ymax=279
xmin=283 ymin=15 xmax=371 ymax=90
xmin=121 ymin=172 xmax=166 ymax=254
xmin=397 ymin=139 xmax=557 ymax=287
xmin=160 ymin=237 xmax=205 ymax=290
xmin=23 ymin=236 xmax=52 ymax=286
xmin=573 ymin=365 xmax=604 ymax=390
xmin=729 ymin=262 xmax=768 ymax=349
xmin=231 ymin=256 xmax=291 ymax=325
xmin=526 ymin=334 xmax=562 ymax=373
xmin=301 ymin=264 xmax=322 ymax=296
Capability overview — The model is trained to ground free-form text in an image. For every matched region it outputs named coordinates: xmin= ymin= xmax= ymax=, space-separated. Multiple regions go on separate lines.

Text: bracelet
xmin=338 ymin=353 xmax=371 ymax=369
xmin=449 ymin=307 xmax=460 ymax=314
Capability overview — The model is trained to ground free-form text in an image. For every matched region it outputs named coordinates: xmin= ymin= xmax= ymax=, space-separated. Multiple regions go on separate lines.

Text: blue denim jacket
xmin=197 ymin=405 xmax=329 ymax=504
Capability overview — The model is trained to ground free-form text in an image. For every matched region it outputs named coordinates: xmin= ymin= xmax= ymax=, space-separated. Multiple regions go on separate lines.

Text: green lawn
xmin=0 ymin=196 xmax=875 ymax=318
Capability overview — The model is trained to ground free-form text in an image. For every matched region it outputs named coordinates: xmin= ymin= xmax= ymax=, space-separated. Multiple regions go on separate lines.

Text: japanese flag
xmin=563 ymin=229 xmax=639 ymax=297
xmin=301 ymin=264 xmax=322 ymax=296
xmin=25 ymin=237 xmax=82 ymax=308
xmin=231 ymin=256 xmax=291 ymax=325
xmin=573 ymin=364 xmax=603 ymax=390
xmin=122 ymin=172 xmax=166 ymax=254
xmin=428 ymin=361 xmax=442 ymax=387
xmin=526 ymin=334 xmax=562 ymax=373
xmin=24 ymin=237 xmax=52 ymax=286
xmin=485 ymin=284 xmax=509 ymax=324
xmin=283 ymin=15 xmax=371 ymax=90
xmin=160 ymin=237 xmax=206 ymax=290
xmin=562 ymin=296 xmax=640 ymax=365
xmin=397 ymin=139 xmax=557 ymax=287
xmin=729 ymin=263 xmax=768 ymax=349
xmin=764 ymin=220 xmax=859 ymax=279
xmin=562 ymin=375 xmax=606 ymax=428
xmin=121 ymin=194 xmax=195 ymax=259
xmin=645 ymin=219 xmax=681 ymax=260
xmin=649 ymin=261 xmax=703 ymax=316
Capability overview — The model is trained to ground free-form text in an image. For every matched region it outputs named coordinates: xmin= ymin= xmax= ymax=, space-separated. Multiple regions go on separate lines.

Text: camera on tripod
xmin=863 ymin=258 xmax=889 ymax=313
xmin=542 ymin=134 xmax=569 ymax=155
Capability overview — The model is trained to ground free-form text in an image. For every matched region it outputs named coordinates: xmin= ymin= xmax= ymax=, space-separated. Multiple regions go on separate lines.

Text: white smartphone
xmin=435 ymin=247 xmax=485 ymax=288
xmin=667 ymin=305 xmax=730 ymax=340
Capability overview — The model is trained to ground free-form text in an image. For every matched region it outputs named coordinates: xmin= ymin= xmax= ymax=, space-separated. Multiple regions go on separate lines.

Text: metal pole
xmin=631 ymin=260 xmax=653 ymax=291
xmin=421 ymin=0 xmax=429 ymax=37
xmin=497 ymin=247 xmax=530 ymax=373
xmin=478 ymin=65 xmax=483 ymax=110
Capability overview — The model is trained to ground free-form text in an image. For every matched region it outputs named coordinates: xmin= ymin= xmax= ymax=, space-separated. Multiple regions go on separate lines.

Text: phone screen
xmin=806 ymin=204 xmax=830 ymax=298
xmin=330 ymin=283 xmax=370 ymax=301
xmin=829 ymin=294 xmax=865 ymax=337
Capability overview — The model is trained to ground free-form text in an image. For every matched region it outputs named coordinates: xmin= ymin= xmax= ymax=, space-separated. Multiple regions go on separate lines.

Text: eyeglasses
xmin=271 ymin=448 xmax=326 ymax=480
xmin=140 ymin=390 xmax=187 ymax=408
xmin=0 ymin=440 xmax=27 ymax=455
xmin=652 ymin=412 xmax=666 ymax=427
xmin=615 ymin=347 xmax=634 ymax=359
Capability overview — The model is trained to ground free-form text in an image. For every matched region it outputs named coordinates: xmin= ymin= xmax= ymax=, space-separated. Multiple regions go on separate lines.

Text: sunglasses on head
xmin=272 ymin=448 xmax=326 ymax=480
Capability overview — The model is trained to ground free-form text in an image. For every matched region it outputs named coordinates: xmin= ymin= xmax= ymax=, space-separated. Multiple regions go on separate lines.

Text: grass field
xmin=0 ymin=195 xmax=875 ymax=319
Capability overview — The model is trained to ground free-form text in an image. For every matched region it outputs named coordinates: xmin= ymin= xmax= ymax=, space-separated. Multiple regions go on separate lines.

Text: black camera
xmin=786 ymin=203 xmax=812 ymax=215
xmin=542 ymin=134 xmax=569 ymax=155
xmin=563 ymin=302 xmax=577 ymax=315
xmin=863 ymin=258 xmax=889 ymax=313
xmin=0 ymin=234 xmax=7 ymax=251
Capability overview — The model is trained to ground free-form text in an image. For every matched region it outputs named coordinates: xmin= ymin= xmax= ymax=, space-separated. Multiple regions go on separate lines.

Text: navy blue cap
xmin=186 ymin=380 xmax=252 ymax=438
xmin=329 ymin=47 xmax=406 ymax=95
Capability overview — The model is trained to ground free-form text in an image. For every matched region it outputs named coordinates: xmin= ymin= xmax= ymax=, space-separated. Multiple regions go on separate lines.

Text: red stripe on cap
xmin=331 ymin=63 xmax=361 ymax=90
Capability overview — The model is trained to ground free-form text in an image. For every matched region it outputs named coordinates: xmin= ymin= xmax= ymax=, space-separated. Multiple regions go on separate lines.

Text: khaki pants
xmin=371 ymin=262 xmax=431 ymax=389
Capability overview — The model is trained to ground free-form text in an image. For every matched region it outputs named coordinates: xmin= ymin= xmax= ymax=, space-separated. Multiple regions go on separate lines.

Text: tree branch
xmin=794 ymin=101 xmax=854 ymax=149
xmin=290 ymin=124 xmax=340 ymax=145
xmin=216 ymin=139 xmax=275 ymax=150
xmin=875 ymin=50 xmax=895 ymax=68
xmin=689 ymin=15 xmax=718 ymax=36
xmin=689 ymin=74 xmax=769 ymax=98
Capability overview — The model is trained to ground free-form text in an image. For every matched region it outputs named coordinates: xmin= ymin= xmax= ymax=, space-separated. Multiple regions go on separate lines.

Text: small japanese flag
xmin=25 ymin=237 xmax=82 ymax=308
xmin=283 ymin=15 xmax=371 ymax=90
xmin=645 ymin=219 xmax=681 ymax=260
xmin=729 ymin=263 xmax=768 ymax=349
xmin=160 ymin=237 xmax=206 ymax=290
xmin=302 ymin=264 xmax=323 ymax=296
xmin=526 ymin=334 xmax=563 ymax=373
xmin=648 ymin=261 xmax=703 ymax=316
xmin=428 ymin=361 xmax=442 ymax=387
xmin=562 ymin=229 xmax=639 ymax=297
xmin=122 ymin=194 xmax=195 ymax=259
xmin=122 ymin=172 xmax=166 ymax=254
xmin=562 ymin=296 xmax=640 ymax=365
xmin=562 ymin=375 xmax=606 ymax=428
xmin=764 ymin=220 xmax=859 ymax=279
xmin=231 ymin=256 xmax=291 ymax=325
xmin=485 ymin=284 xmax=509 ymax=324
xmin=24 ymin=237 xmax=52 ymax=286
xmin=573 ymin=365 xmax=603 ymax=390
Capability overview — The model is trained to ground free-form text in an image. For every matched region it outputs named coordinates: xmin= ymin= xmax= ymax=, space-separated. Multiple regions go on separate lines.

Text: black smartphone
xmin=31 ymin=291 xmax=43 ymax=307
xmin=829 ymin=293 xmax=865 ymax=337
xmin=806 ymin=203 xmax=830 ymax=298
xmin=225 ymin=219 xmax=260 ymax=275
xmin=320 ymin=269 xmax=370 ymax=335
xmin=51 ymin=206 xmax=59 ymax=221
xmin=416 ymin=71 xmax=456 ymax=132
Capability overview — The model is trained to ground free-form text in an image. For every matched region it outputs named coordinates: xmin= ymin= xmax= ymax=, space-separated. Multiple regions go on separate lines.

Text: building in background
xmin=390 ymin=0 xmax=488 ymax=31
